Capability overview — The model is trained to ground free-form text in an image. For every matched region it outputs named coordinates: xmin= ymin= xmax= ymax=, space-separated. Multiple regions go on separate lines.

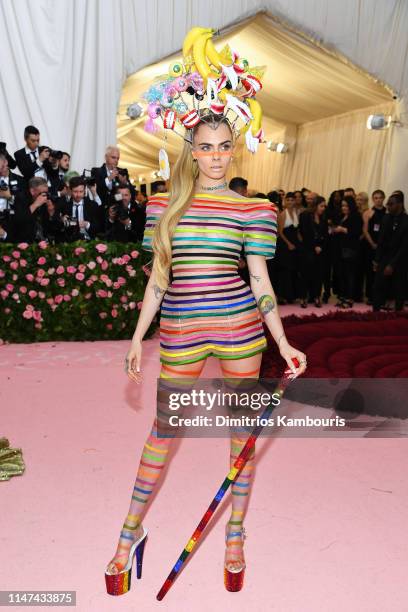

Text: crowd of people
xmin=0 ymin=125 xmax=157 ymax=246
xmin=229 ymin=178 xmax=408 ymax=313
xmin=1 ymin=125 xmax=407 ymax=312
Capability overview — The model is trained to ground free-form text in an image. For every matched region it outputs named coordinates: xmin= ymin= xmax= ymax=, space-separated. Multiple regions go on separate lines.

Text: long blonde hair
xmin=152 ymin=141 xmax=198 ymax=289
xmin=152 ymin=114 xmax=233 ymax=290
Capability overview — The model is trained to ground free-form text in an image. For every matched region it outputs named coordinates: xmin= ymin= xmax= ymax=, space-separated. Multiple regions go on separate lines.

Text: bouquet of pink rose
xmin=0 ymin=240 xmax=154 ymax=343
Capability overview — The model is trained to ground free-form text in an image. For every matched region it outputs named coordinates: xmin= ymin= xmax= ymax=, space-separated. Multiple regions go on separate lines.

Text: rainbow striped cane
xmin=156 ymin=358 xmax=299 ymax=600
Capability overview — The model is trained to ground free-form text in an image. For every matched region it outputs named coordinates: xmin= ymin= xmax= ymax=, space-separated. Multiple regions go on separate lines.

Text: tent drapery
xmin=0 ymin=0 xmax=407 ymax=194
xmin=118 ymin=11 xmax=396 ymax=197
xmin=235 ymin=101 xmax=396 ymax=196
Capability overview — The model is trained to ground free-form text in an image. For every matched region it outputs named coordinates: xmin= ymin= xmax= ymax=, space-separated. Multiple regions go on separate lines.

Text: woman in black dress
xmin=276 ymin=192 xmax=301 ymax=304
xmin=323 ymin=189 xmax=344 ymax=302
xmin=298 ymin=196 xmax=329 ymax=307
xmin=332 ymin=196 xmax=363 ymax=308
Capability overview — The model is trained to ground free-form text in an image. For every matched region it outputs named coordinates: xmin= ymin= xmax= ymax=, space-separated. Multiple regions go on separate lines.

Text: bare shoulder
xmin=224 ymin=189 xmax=248 ymax=199
xmin=222 ymin=190 xmax=271 ymax=203
xmin=148 ymin=191 xmax=170 ymax=199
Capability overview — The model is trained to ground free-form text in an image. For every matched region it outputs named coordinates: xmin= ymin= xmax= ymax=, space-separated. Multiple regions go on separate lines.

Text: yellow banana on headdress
xmin=240 ymin=98 xmax=264 ymax=153
xmin=182 ymin=27 xmax=214 ymax=59
xmin=191 ymin=31 xmax=220 ymax=84
xmin=142 ymin=26 xmax=266 ymax=161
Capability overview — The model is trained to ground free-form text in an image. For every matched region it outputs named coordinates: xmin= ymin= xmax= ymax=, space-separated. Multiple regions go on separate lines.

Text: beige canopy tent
xmin=117 ymin=12 xmax=394 ymax=197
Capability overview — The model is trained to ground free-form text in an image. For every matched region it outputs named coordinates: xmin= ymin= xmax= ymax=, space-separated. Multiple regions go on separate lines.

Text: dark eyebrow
xmin=197 ymin=140 xmax=232 ymax=146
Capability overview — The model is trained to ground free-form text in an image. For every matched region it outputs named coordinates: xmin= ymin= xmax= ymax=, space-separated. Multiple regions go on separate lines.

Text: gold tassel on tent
xmin=0 ymin=437 xmax=25 ymax=481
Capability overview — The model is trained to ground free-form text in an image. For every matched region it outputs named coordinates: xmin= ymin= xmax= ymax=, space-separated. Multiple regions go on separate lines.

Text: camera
xmin=109 ymin=191 xmax=130 ymax=222
xmin=82 ymin=169 xmax=97 ymax=187
xmin=38 ymin=146 xmax=63 ymax=159
xmin=109 ymin=192 xmax=122 ymax=214
xmin=49 ymin=149 xmax=63 ymax=160
xmin=0 ymin=178 xmax=16 ymax=222
xmin=0 ymin=142 xmax=7 ymax=153
xmin=0 ymin=178 xmax=19 ymax=200
xmin=117 ymin=168 xmax=129 ymax=180
xmin=63 ymin=215 xmax=79 ymax=228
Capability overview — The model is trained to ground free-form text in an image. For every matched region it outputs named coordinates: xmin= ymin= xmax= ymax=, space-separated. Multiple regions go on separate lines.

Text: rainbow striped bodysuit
xmin=142 ymin=192 xmax=278 ymax=366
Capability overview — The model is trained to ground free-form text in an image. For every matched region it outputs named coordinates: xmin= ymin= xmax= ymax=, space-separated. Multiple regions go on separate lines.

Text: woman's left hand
xmin=279 ymin=343 xmax=307 ymax=378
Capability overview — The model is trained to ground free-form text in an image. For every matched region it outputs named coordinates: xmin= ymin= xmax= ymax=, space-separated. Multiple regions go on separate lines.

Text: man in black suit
xmin=14 ymin=125 xmax=51 ymax=182
xmin=104 ymin=186 xmax=145 ymax=242
xmin=373 ymin=191 xmax=408 ymax=311
xmin=61 ymin=176 xmax=100 ymax=241
xmin=11 ymin=177 xmax=49 ymax=243
xmin=0 ymin=152 xmax=26 ymax=242
xmin=47 ymin=151 xmax=71 ymax=197
xmin=91 ymin=145 xmax=135 ymax=208
xmin=0 ymin=152 xmax=25 ymax=193
xmin=0 ymin=142 xmax=17 ymax=170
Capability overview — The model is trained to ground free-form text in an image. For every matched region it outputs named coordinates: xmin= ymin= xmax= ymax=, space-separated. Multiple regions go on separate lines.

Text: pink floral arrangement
xmin=0 ymin=241 xmax=152 ymax=343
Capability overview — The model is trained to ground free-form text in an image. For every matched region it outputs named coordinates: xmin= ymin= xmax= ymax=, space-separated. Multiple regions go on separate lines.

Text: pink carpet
xmin=1 ymin=303 xmax=407 ymax=612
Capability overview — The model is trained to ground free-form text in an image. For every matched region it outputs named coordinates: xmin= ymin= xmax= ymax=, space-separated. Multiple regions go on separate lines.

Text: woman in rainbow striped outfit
xmin=105 ymin=112 xmax=307 ymax=595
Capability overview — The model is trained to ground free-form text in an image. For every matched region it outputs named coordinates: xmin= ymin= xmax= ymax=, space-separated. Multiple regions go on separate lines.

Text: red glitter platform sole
xmin=224 ymin=525 xmax=246 ymax=592
xmin=105 ymin=526 xmax=148 ymax=596
xmin=224 ymin=566 xmax=245 ymax=592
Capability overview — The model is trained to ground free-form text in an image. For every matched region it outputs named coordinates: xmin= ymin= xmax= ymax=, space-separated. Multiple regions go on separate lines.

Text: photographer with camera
xmin=91 ymin=145 xmax=134 ymax=209
xmin=14 ymin=126 xmax=52 ymax=181
xmin=82 ymin=170 xmax=103 ymax=204
xmin=0 ymin=152 xmax=25 ymax=242
xmin=0 ymin=141 xmax=17 ymax=171
xmin=47 ymin=151 xmax=71 ymax=197
xmin=104 ymin=185 xmax=141 ymax=243
xmin=61 ymin=176 xmax=100 ymax=241
xmin=42 ymin=195 xmax=68 ymax=244
xmin=11 ymin=177 xmax=49 ymax=243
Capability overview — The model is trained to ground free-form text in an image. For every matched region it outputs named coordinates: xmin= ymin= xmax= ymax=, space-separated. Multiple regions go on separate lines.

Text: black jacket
xmin=61 ymin=197 xmax=100 ymax=239
xmin=91 ymin=164 xmax=136 ymax=207
xmin=11 ymin=191 xmax=47 ymax=243
xmin=298 ymin=210 xmax=329 ymax=253
xmin=14 ymin=148 xmax=56 ymax=181
xmin=7 ymin=171 xmax=26 ymax=195
xmin=103 ymin=201 xmax=145 ymax=242
xmin=338 ymin=213 xmax=363 ymax=254
xmin=375 ymin=212 xmax=408 ymax=269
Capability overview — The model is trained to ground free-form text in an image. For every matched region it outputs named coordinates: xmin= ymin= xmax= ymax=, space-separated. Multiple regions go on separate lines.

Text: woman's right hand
xmin=125 ymin=338 xmax=143 ymax=384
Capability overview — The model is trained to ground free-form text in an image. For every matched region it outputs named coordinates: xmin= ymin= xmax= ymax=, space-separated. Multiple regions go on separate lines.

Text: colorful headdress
xmin=142 ymin=27 xmax=266 ymax=179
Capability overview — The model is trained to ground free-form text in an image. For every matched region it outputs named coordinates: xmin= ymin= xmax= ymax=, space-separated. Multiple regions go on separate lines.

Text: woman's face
xmin=356 ymin=195 xmax=368 ymax=211
xmin=334 ymin=191 xmax=342 ymax=204
xmin=317 ymin=201 xmax=326 ymax=215
xmin=192 ymin=122 xmax=233 ymax=182
xmin=294 ymin=191 xmax=303 ymax=206
xmin=341 ymin=201 xmax=349 ymax=215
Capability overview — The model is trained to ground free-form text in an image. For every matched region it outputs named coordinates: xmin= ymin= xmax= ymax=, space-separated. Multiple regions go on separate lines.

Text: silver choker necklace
xmin=198 ymin=181 xmax=228 ymax=192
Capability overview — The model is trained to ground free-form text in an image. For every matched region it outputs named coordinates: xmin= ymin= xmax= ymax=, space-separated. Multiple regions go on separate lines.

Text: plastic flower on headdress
xmin=142 ymin=26 xmax=267 ymax=174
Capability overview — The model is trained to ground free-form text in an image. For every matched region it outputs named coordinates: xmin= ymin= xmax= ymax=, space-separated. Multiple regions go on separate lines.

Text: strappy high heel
xmin=224 ymin=524 xmax=247 ymax=592
xmin=105 ymin=524 xmax=148 ymax=596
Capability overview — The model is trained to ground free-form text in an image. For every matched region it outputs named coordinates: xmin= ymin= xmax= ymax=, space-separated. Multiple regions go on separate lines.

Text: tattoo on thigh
xmin=257 ymin=294 xmax=275 ymax=315
xmin=250 ymin=272 xmax=261 ymax=282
